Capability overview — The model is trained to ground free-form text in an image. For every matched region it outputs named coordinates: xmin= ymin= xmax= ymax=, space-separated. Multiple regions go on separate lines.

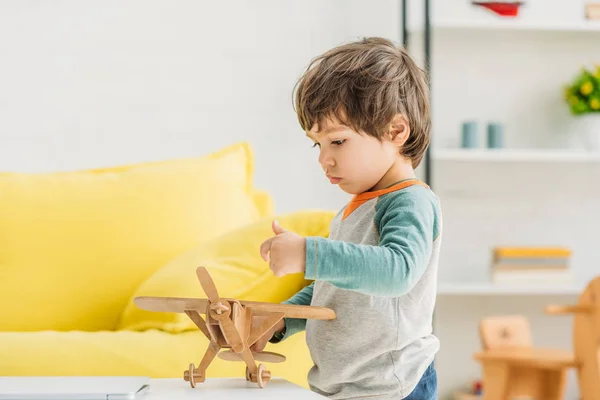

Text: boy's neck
xmin=369 ymin=159 xmax=416 ymax=192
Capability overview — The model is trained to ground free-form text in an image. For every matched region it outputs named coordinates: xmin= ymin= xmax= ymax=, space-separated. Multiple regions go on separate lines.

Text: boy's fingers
xmin=270 ymin=260 xmax=284 ymax=277
xmin=269 ymin=247 xmax=283 ymax=277
xmin=269 ymin=259 xmax=279 ymax=276
xmin=260 ymin=237 xmax=274 ymax=261
xmin=272 ymin=219 xmax=287 ymax=235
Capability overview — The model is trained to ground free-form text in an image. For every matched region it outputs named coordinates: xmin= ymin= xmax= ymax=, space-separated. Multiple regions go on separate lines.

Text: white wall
xmin=0 ymin=0 xmax=404 ymax=214
xmin=2 ymin=1 xmax=599 ymax=399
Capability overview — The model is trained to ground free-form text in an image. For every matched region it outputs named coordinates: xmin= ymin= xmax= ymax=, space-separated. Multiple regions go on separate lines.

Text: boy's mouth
xmin=327 ymin=175 xmax=341 ymax=184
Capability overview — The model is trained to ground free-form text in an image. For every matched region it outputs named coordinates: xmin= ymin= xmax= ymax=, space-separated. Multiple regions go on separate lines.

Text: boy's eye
xmin=331 ymin=140 xmax=345 ymax=146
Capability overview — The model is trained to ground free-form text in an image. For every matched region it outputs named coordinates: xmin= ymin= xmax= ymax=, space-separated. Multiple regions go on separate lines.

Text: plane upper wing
xmin=134 ymin=296 xmax=207 ymax=313
xmin=239 ymin=301 xmax=336 ymax=320
xmin=134 ymin=296 xmax=336 ymax=320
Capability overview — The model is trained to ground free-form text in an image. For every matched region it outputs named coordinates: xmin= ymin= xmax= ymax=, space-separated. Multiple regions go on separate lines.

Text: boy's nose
xmin=318 ymin=150 xmax=335 ymax=168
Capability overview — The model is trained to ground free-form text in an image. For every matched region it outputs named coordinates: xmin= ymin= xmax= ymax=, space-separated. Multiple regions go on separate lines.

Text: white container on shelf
xmin=570 ymin=113 xmax=600 ymax=152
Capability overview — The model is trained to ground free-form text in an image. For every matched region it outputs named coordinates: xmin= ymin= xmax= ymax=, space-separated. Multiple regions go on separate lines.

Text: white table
xmin=142 ymin=378 xmax=326 ymax=399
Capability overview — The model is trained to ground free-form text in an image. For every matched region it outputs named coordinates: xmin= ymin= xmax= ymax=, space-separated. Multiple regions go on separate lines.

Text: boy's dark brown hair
xmin=294 ymin=37 xmax=430 ymax=168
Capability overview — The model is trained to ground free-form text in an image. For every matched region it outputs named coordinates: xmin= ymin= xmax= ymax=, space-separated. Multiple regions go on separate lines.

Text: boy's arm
xmin=269 ymin=282 xmax=314 ymax=343
xmin=304 ymin=190 xmax=439 ymax=297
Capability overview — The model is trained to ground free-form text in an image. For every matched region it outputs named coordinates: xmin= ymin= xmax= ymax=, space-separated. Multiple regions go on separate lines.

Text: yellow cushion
xmin=0 ymin=142 xmax=268 ymax=332
xmin=118 ymin=210 xmax=336 ymax=332
xmin=0 ymin=330 xmax=313 ymax=388
xmin=250 ymin=189 xmax=275 ymax=219
xmin=77 ymin=153 xmax=272 ymax=220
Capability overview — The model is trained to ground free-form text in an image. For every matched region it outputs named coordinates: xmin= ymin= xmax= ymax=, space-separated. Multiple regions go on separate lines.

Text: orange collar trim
xmin=342 ymin=179 xmax=429 ymax=220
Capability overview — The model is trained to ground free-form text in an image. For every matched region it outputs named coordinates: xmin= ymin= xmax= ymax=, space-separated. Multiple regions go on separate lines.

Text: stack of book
xmin=586 ymin=2 xmax=600 ymax=19
xmin=491 ymin=247 xmax=573 ymax=284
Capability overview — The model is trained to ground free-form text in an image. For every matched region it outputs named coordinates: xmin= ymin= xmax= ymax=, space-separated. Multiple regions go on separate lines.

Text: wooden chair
xmin=474 ymin=276 xmax=600 ymax=400
xmin=479 ymin=315 xmax=532 ymax=350
xmin=474 ymin=315 xmax=575 ymax=400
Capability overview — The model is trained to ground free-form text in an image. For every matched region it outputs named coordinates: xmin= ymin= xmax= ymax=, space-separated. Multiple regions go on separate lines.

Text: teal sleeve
xmin=269 ymin=282 xmax=314 ymax=343
xmin=304 ymin=189 xmax=438 ymax=297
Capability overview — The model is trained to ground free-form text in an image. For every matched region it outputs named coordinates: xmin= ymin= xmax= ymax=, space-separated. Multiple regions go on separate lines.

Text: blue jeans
xmin=403 ymin=362 xmax=437 ymax=400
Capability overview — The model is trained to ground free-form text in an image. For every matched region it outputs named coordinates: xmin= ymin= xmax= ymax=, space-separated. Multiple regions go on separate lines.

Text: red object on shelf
xmin=472 ymin=1 xmax=523 ymax=17
xmin=472 ymin=380 xmax=483 ymax=395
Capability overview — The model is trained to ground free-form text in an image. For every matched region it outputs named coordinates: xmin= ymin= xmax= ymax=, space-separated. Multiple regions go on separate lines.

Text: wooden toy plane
xmin=134 ymin=266 xmax=336 ymax=388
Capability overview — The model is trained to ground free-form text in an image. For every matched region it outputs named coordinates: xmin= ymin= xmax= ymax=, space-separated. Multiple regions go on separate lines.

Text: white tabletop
xmin=142 ymin=378 xmax=326 ymax=399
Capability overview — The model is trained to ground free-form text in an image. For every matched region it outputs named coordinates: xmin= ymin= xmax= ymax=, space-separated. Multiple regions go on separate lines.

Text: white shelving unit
xmin=432 ymin=18 xmax=600 ymax=33
xmin=433 ymin=148 xmax=600 ymax=163
xmin=437 ymin=282 xmax=583 ymax=296
xmin=413 ymin=3 xmax=598 ymax=398
xmin=408 ymin=2 xmax=600 ymax=35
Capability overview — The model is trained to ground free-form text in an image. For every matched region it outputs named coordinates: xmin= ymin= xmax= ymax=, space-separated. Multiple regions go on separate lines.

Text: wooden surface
xmin=142 ymin=378 xmax=325 ymax=399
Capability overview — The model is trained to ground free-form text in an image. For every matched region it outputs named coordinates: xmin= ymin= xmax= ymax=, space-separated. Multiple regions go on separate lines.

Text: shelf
xmin=432 ymin=18 xmax=600 ymax=33
xmin=432 ymin=149 xmax=600 ymax=163
xmin=438 ymin=282 xmax=583 ymax=295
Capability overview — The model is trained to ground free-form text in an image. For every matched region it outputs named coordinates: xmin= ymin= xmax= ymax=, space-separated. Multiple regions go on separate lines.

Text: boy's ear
xmin=387 ymin=114 xmax=410 ymax=147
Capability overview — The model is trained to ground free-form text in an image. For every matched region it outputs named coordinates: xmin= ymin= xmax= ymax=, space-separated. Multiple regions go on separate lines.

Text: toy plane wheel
xmin=183 ymin=363 xmax=205 ymax=388
xmin=245 ymin=364 xmax=271 ymax=388
xmin=184 ymin=363 xmax=196 ymax=388
xmin=257 ymin=363 xmax=271 ymax=388
xmin=218 ymin=350 xmax=286 ymax=363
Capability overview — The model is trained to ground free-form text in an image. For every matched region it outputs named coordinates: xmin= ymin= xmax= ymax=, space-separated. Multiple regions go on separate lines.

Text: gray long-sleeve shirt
xmin=273 ymin=178 xmax=443 ymax=399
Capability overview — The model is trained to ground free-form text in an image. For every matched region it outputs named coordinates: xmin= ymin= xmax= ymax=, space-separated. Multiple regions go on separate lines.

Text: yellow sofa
xmin=0 ymin=142 xmax=335 ymax=388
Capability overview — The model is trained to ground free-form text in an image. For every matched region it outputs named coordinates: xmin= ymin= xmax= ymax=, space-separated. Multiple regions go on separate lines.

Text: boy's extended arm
xmin=304 ymin=190 xmax=439 ymax=297
xmin=269 ymin=281 xmax=314 ymax=343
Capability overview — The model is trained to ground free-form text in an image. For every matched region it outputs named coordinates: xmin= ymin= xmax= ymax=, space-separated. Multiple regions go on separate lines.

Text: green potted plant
xmin=564 ymin=65 xmax=600 ymax=150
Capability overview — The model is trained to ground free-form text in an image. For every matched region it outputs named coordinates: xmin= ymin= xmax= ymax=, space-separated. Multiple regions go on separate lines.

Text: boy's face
xmin=307 ymin=116 xmax=408 ymax=194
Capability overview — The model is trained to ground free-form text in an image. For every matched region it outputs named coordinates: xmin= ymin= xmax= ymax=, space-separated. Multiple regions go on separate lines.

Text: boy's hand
xmin=249 ymin=318 xmax=285 ymax=352
xmin=260 ymin=220 xmax=306 ymax=277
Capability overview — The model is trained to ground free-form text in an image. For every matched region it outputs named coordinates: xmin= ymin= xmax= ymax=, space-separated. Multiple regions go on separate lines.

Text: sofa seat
xmin=0 ymin=329 xmax=313 ymax=388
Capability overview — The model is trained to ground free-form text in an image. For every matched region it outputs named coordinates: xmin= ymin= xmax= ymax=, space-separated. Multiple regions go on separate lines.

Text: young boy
xmin=256 ymin=37 xmax=442 ymax=400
